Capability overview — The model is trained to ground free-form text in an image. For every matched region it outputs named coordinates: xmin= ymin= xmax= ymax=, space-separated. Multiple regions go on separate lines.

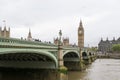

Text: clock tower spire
xmin=78 ymin=20 xmax=84 ymax=49
xmin=27 ymin=29 xmax=32 ymax=41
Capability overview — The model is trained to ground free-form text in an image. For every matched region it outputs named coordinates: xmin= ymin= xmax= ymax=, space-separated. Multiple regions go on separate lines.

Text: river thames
xmin=68 ymin=59 xmax=120 ymax=80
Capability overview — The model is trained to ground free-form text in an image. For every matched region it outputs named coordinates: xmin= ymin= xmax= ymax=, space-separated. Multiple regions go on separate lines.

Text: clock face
xmin=79 ymin=30 xmax=82 ymax=34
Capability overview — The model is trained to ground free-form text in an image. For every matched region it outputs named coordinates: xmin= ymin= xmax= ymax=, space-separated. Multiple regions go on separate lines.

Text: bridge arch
xmin=89 ymin=52 xmax=92 ymax=56
xmin=63 ymin=50 xmax=80 ymax=58
xmin=0 ymin=49 xmax=58 ymax=69
xmin=82 ymin=51 xmax=88 ymax=57
xmin=63 ymin=51 xmax=80 ymax=70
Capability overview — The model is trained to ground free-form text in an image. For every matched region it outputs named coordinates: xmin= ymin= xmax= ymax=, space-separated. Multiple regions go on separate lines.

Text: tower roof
xmin=78 ymin=20 xmax=84 ymax=30
xmin=113 ymin=37 xmax=115 ymax=41
xmin=101 ymin=37 xmax=103 ymax=41
xmin=80 ymin=20 xmax=83 ymax=27
xmin=106 ymin=37 xmax=109 ymax=41
xmin=4 ymin=26 xmax=6 ymax=31
xmin=117 ymin=37 xmax=120 ymax=41
xmin=27 ymin=29 xmax=32 ymax=39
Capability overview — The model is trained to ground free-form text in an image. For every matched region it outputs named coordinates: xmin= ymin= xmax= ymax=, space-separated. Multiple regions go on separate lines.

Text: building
xmin=54 ymin=20 xmax=84 ymax=47
xmin=54 ymin=37 xmax=69 ymax=46
xmin=54 ymin=37 xmax=59 ymax=45
xmin=98 ymin=37 xmax=120 ymax=53
xmin=63 ymin=38 xmax=69 ymax=46
xmin=78 ymin=20 xmax=84 ymax=49
xmin=27 ymin=29 xmax=33 ymax=41
xmin=0 ymin=26 xmax=10 ymax=38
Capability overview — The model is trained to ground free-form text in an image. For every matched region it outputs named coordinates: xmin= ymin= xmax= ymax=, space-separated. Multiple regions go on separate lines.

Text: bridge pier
xmin=82 ymin=56 xmax=92 ymax=65
xmin=57 ymin=30 xmax=68 ymax=80
xmin=64 ymin=61 xmax=81 ymax=71
xmin=90 ymin=56 xmax=96 ymax=62
xmin=82 ymin=56 xmax=96 ymax=66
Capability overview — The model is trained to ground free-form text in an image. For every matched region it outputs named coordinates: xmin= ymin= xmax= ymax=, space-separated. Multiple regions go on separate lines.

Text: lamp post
xmin=58 ymin=30 xmax=68 ymax=80
xmin=58 ymin=30 xmax=63 ymax=66
xmin=58 ymin=30 xmax=62 ymax=46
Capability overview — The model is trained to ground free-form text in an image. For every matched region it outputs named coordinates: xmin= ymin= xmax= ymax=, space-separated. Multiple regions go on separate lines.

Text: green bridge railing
xmin=0 ymin=37 xmax=78 ymax=50
xmin=0 ymin=37 xmax=58 ymax=49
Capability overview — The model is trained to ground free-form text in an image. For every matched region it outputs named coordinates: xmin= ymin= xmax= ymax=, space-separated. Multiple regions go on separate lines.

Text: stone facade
xmin=0 ymin=26 xmax=10 ymax=38
xmin=78 ymin=20 xmax=84 ymax=49
xmin=54 ymin=37 xmax=69 ymax=46
xmin=54 ymin=20 xmax=84 ymax=47
xmin=54 ymin=37 xmax=59 ymax=45
xmin=27 ymin=29 xmax=33 ymax=41
xmin=63 ymin=38 xmax=69 ymax=46
xmin=98 ymin=37 xmax=120 ymax=53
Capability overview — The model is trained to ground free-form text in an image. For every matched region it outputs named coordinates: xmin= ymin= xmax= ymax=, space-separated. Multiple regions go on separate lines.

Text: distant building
xmin=54 ymin=20 xmax=84 ymax=47
xmin=27 ymin=29 xmax=33 ymax=41
xmin=54 ymin=37 xmax=59 ymax=45
xmin=0 ymin=26 xmax=10 ymax=38
xmin=63 ymin=38 xmax=69 ymax=46
xmin=98 ymin=37 xmax=120 ymax=53
xmin=54 ymin=37 xmax=69 ymax=46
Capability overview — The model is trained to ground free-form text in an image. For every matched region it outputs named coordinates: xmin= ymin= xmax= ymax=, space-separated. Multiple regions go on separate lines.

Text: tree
xmin=112 ymin=44 xmax=120 ymax=53
xmin=89 ymin=47 xmax=98 ymax=52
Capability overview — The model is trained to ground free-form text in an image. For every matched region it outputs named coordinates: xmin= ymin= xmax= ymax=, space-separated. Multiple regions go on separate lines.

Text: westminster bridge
xmin=0 ymin=37 xmax=96 ymax=80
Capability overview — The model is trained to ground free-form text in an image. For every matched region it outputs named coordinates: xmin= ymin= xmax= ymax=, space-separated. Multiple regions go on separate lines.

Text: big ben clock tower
xmin=78 ymin=20 xmax=84 ymax=49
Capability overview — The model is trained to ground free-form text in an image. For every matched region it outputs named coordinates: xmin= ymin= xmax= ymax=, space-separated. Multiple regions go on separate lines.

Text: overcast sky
xmin=0 ymin=0 xmax=120 ymax=47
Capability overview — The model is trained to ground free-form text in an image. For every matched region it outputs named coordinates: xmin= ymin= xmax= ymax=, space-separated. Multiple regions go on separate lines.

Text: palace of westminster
xmin=0 ymin=21 xmax=120 ymax=53
xmin=0 ymin=21 xmax=84 ymax=49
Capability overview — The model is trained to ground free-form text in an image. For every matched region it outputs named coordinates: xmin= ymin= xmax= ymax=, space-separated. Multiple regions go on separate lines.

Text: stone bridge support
xmin=64 ymin=61 xmax=81 ymax=71
xmin=82 ymin=52 xmax=91 ymax=65
xmin=63 ymin=50 xmax=82 ymax=71
xmin=82 ymin=52 xmax=96 ymax=65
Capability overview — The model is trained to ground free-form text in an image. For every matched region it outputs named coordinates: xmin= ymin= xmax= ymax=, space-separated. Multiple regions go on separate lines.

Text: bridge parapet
xmin=63 ymin=46 xmax=79 ymax=51
xmin=0 ymin=37 xmax=58 ymax=49
xmin=0 ymin=37 xmax=80 ymax=51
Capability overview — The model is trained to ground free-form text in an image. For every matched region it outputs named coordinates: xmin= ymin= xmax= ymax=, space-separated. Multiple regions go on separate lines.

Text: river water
xmin=68 ymin=59 xmax=120 ymax=80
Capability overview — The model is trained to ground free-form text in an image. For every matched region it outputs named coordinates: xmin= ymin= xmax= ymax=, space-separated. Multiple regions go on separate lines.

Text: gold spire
xmin=28 ymin=29 xmax=32 ymax=38
xmin=78 ymin=19 xmax=84 ymax=30
xmin=3 ymin=20 xmax=6 ymax=30
xmin=80 ymin=20 xmax=83 ymax=27
xmin=27 ymin=28 xmax=32 ymax=41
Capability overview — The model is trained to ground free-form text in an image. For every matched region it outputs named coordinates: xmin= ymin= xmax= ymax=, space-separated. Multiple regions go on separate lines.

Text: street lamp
xmin=58 ymin=30 xmax=62 ymax=46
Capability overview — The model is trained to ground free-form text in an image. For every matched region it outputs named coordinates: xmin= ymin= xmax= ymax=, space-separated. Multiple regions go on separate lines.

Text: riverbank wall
xmin=97 ymin=53 xmax=120 ymax=59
